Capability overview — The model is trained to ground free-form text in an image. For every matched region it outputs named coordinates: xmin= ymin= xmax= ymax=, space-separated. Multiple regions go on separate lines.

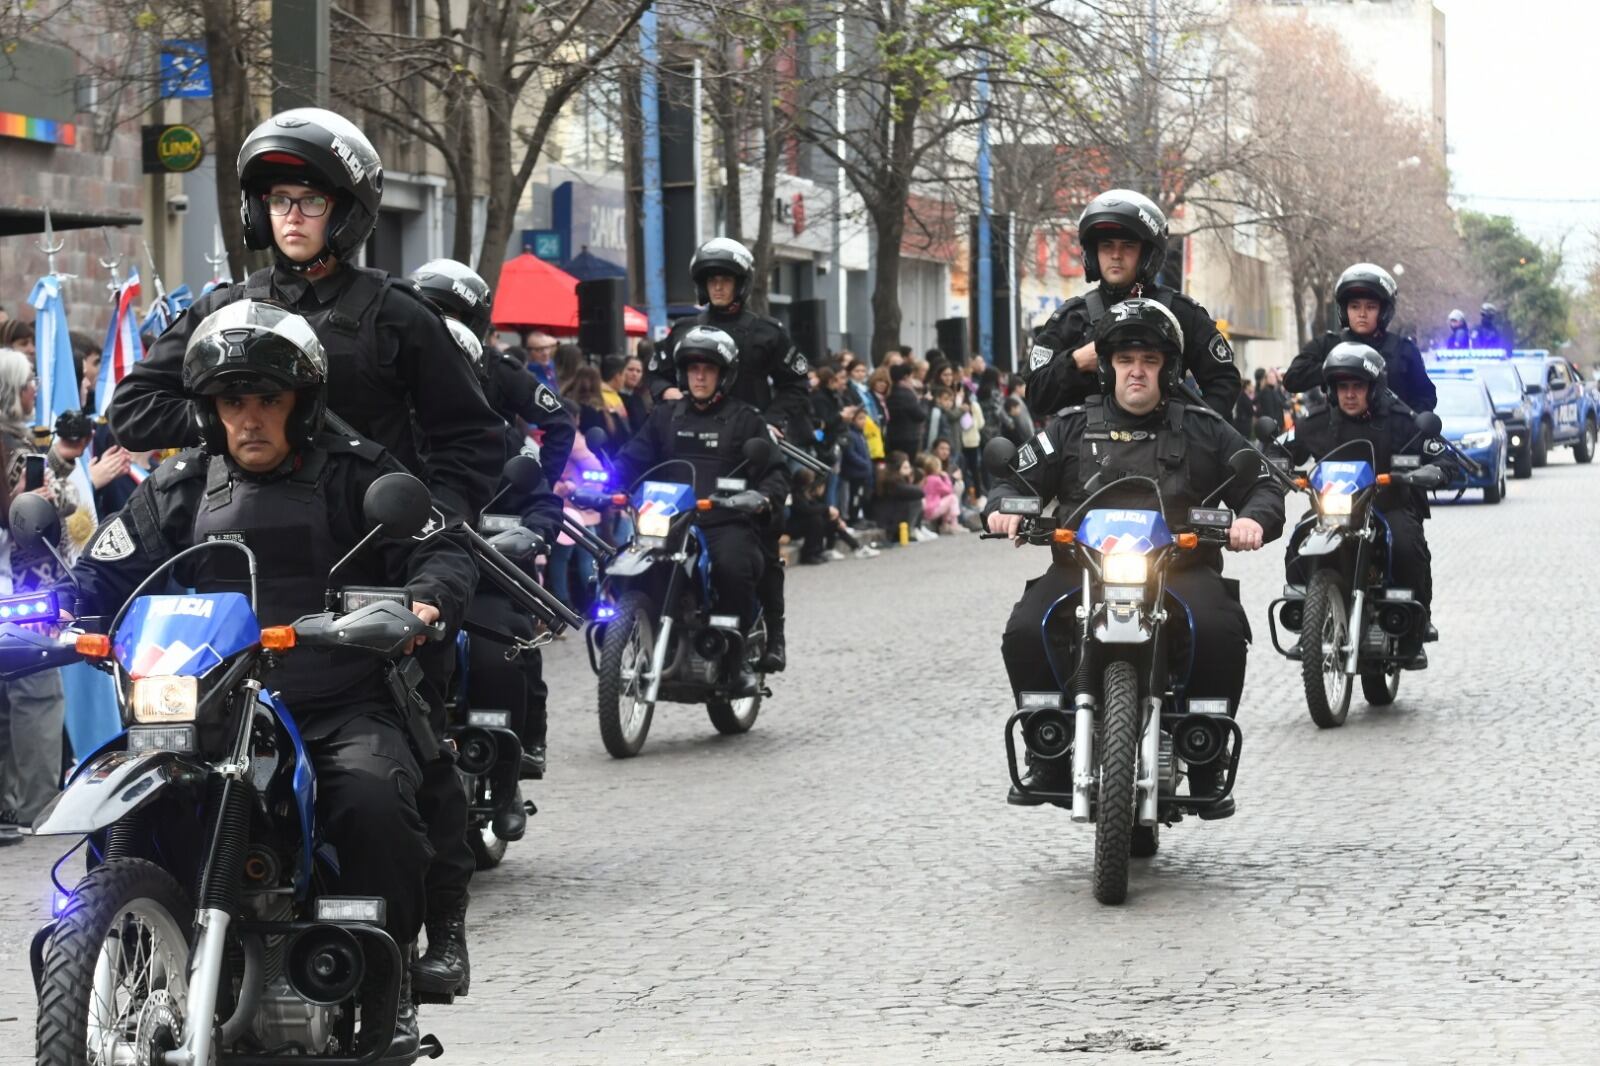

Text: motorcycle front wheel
xmin=36 ymin=858 xmax=194 ymax=1066
xmin=1301 ymin=570 xmax=1352 ymax=729
xmin=1093 ymin=660 xmax=1139 ymax=906
xmin=597 ymin=591 xmax=657 ymax=758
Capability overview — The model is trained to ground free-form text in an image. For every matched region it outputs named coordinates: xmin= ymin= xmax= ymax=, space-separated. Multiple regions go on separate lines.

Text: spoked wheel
xmin=597 ymin=592 xmax=657 ymax=758
xmin=1360 ymin=664 xmax=1402 ymax=706
xmin=1093 ymin=660 xmax=1139 ymax=905
xmin=36 ymin=859 xmax=194 ymax=1066
xmin=707 ymin=617 xmax=766 ymax=736
xmin=1301 ymin=571 xmax=1352 ymax=729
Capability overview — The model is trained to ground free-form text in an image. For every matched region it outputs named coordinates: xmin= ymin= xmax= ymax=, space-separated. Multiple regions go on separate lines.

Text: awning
xmin=492 ymin=253 xmax=647 ymax=337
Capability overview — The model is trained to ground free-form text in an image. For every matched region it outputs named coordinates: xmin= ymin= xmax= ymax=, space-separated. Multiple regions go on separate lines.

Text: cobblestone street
xmin=2 ymin=457 xmax=1597 ymax=1064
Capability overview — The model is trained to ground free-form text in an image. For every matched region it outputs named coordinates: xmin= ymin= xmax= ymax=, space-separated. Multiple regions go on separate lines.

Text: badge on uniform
xmin=787 ymin=348 xmax=809 ymax=376
xmin=1210 ymin=333 xmax=1234 ymax=364
xmin=1423 ymin=439 xmax=1445 ymax=456
xmin=1016 ymin=443 xmax=1038 ymax=471
xmin=89 ymin=517 xmax=135 ymax=562
xmin=412 ymin=507 xmax=446 ymax=542
xmin=1029 ymin=344 xmax=1053 ymax=372
xmin=535 ymin=385 xmax=561 ymax=413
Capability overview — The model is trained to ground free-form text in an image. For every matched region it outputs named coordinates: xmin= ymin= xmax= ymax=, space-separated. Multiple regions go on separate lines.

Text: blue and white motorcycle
xmin=7 ymin=475 xmax=447 ymax=1066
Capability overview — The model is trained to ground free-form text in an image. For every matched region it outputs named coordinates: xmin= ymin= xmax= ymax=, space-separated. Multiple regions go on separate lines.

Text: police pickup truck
xmin=1426 ymin=349 xmax=1595 ymax=468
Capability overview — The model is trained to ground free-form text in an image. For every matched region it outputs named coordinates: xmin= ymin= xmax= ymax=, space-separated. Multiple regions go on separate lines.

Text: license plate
xmin=708 ymin=614 xmax=740 ymax=629
xmin=714 ymin=478 xmax=747 ymax=492
xmin=1392 ymin=455 xmax=1420 ymax=469
xmin=467 ymin=710 xmax=510 ymax=729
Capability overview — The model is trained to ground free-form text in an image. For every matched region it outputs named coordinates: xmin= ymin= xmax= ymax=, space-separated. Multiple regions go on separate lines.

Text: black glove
xmin=720 ymin=490 xmax=770 ymax=515
xmin=1406 ymin=464 xmax=1447 ymax=490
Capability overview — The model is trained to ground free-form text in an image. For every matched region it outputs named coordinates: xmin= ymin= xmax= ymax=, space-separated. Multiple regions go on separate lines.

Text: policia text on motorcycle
xmin=68 ymin=302 xmax=474 ymax=1059
xmin=985 ymin=299 xmax=1286 ymax=818
xmin=1026 ymin=189 xmax=1240 ymax=418
xmin=649 ymin=238 xmax=810 ymax=674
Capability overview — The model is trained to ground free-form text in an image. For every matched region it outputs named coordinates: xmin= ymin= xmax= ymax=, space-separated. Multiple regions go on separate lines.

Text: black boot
xmin=518 ymin=745 xmax=546 ymax=780
xmin=1190 ymin=766 xmax=1235 ymax=820
xmin=1008 ymin=756 xmax=1070 ymax=806
xmin=491 ymin=782 xmax=528 ymax=842
xmin=360 ymin=960 xmax=421 ymax=1061
xmin=757 ymin=617 xmax=786 ymax=674
xmin=411 ymin=902 xmax=469 ymax=997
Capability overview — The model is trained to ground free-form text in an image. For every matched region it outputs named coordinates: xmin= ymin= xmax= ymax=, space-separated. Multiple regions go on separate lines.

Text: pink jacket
xmin=921 ymin=471 xmax=955 ymax=509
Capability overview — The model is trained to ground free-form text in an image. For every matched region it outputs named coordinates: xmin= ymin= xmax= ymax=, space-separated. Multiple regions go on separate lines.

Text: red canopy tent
xmin=490 ymin=253 xmax=647 ymax=337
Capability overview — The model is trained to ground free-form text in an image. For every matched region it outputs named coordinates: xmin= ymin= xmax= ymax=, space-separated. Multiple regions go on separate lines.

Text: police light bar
xmin=1425 ymin=348 xmax=1509 ymax=361
xmin=1426 ymin=365 xmax=1479 ymax=377
xmin=0 ymin=590 xmax=60 ymax=623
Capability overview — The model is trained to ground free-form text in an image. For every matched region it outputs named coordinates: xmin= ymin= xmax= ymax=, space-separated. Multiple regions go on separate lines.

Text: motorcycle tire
xmin=706 ymin=617 xmax=766 ymax=736
xmin=597 ymin=591 xmax=657 ymax=759
xmin=470 ymin=822 xmax=508 ymax=870
xmin=1360 ymin=664 xmax=1402 ymax=707
xmin=37 ymin=858 xmax=194 ymax=1066
xmin=1301 ymin=570 xmax=1352 ymax=729
xmin=1130 ymin=823 xmax=1160 ymax=859
xmin=1093 ymin=660 xmax=1139 ymax=906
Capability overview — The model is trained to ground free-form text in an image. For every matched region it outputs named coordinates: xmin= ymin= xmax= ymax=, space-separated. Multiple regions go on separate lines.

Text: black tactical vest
xmin=1075 ymin=397 xmax=1196 ymax=518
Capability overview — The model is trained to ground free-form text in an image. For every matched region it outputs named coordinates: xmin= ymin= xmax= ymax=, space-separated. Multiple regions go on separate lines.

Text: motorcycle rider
xmin=985 ymin=299 xmax=1286 ymax=817
xmin=1283 ymin=263 xmax=1437 ymax=413
xmin=648 ymin=238 xmax=809 ymax=674
xmin=1445 ymin=309 xmax=1471 ymax=350
xmin=1475 ymin=302 xmax=1513 ymax=351
xmin=106 ymin=108 xmax=501 ymax=1008
xmin=67 ymin=301 xmax=476 ymax=1058
xmin=621 ymin=326 xmax=789 ymax=697
xmin=409 ymin=258 xmax=576 ymax=489
xmin=1027 ymin=189 xmax=1239 ymax=418
xmin=1281 ymin=342 xmax=1443 ymax=665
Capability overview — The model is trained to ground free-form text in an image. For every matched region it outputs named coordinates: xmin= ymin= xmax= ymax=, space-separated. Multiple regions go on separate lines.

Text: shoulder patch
xmin=1028 ymin=344 xmax=1054 ymax=372
xmin=1034 ymin=430 xmax=1055 ymax=455
xmin=1209 ymin=333 xmax=1234 ymax=365
xmin=320 ymin=433 xmax=386 ymax=463
xmin=534 ymin=384 xmax=562 ymax=414
xmin=1015 ymin=442 xmax=1039 ymax=471
xmin=88 ymin=516 xmax=135 ymax=562
xmin=786 ymin=348 xmax=810 ymax=376
xmin=1423 ymin=439 xmax=1446 ymax=456
xmin=150 ymin=448 xmax=208 ymax=489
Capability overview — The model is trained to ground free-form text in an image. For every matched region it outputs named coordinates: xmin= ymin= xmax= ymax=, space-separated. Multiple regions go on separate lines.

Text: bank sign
xmin=551 ymin=179 xmax=627 ymax=271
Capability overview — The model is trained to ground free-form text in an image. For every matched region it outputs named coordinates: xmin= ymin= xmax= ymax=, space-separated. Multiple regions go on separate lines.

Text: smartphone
xmin=23 ymin=454 xmax=45 ymax=492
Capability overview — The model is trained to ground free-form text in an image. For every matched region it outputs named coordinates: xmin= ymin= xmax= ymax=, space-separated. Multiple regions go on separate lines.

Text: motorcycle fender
xmin=605 ymin=547 xmax=658 ymax=579
xmin=1297 ymin=528 xmax=1344 ymax=557
xmin=29 ymin=750 xmax=206 ymax=838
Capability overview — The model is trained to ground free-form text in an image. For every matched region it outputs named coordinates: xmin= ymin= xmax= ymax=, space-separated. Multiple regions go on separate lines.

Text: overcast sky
xmin=1438 ymin=0 xmax=1600 ymax=280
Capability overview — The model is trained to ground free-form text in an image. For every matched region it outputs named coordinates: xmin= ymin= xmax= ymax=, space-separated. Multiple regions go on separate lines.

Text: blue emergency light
xmin=593 ymin=603 xmax=617 ymax=621
xmin=581 ymin=470 xmax=609 ymax=483
xmin=0 ymin=590 xmax=60 ymax=623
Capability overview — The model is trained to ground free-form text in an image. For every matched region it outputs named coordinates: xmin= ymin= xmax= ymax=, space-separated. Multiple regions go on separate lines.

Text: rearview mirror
xmin=982 ymin=437 xmax=1018 ymax=478
xmin=1228 ymin=449 xmax=1263 ymax=482
xmin=1253 ymin=416 xmax=1279 ymax=441
xmin=1524 ymin=383 xmax=1543 ymax=395
xmin=584 ymin=426 xmax=609 ymax=452
xmin=742 ymin=436 xmax=775 ymax=469
xmin=1414 ymin=411 xmax=1443 ymax=437
xmin=364 ymin=473 xmax=434 ymax=538
xmin=9 ymin=493 xmax=60 ymax=553
xmin=502 ymin=454 xmax=544 ymax=491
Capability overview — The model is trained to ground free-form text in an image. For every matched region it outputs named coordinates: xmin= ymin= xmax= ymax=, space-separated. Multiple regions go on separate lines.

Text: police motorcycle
xmin=981 ymin=437 xmax=1259 ymax=906
xmin=4 ymin=474 xmax=453 ymax=1065
xmin=450 ymin=455 xmax=607 ymax=869
xmin=580 ymin=438 xmax=777 ymax=759
xmin=1264 ymin=412 xmax=1452 ymax=728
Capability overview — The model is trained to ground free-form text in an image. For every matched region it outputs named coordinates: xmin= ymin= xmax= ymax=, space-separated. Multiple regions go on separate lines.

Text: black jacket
xmin=1285 ymin=394 xmax=1445 ymax=516
xmin=615 ymin=396 xmax=790 ymax=527
xmin=106 ymin=264 xmax=503 ymax=521
xmin=482 ymin=348 xmax=574 ymax=489
xmin=1027 ymin=283 xmax=1240 ymax=418
xmin=1284 ymin=330 xmax=1437 ymax=414
xmin=651 ymin=306 xmax=812 ymax=444
xmin=884 ymin=384 xmax=927 ymax=457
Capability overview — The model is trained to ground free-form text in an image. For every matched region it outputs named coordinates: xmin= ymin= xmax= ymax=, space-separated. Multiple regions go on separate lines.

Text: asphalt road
xmin=2 ymin=452 xmax=1597 ymax=1064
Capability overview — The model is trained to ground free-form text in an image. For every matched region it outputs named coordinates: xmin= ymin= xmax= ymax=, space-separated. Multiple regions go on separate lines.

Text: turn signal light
xmin=1293 ymin=477 xmax=1309 ymax=489
xmin=75 ymin=633 xmax=111 ymax=658
xmin=1376 ymin=473 xmax=1392 ymax=486
xmin=610 ymin=493 xmax=628 ymax=507
xmin=260 ymin=626 xmax=296 ymax=651
xmin=696 ymin=499 xmax=714 ymax=511
xmin=1176 ymin=532 xmax=1199 ymax=550
xmin=1051 ymin=528 xmax=1076 ymax=545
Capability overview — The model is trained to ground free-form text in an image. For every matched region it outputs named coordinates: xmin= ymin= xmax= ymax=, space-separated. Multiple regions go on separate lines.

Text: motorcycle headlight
xmin=1460 ymin=431 xmax=1494 ymax=449
xmin=637 ymin=511 xmax=672 ymax=538
xmin=1101 ymin=553 xmax=1149 ymax=586
xmin=130 ymin=675 xmax=199 ymax=724
xmin=1320 ymin=491 xmax=1353 ymax=516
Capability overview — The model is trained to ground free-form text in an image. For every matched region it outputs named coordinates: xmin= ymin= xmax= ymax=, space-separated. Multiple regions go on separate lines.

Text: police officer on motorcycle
xmin=985 ymin=300 xmax=1285 ymax=817
xmin=1027 ymin=189 xmax=1239 ymax=418
xmin=649 ymin=238 xmax=809 ymax=674
xmin=409 ymin=258 xmax=576 ymax=489
xmin=70 ymin=301 xmax=476 ymax=1058
xmin=1283 ymin=263 xmax=1437 ymax=413
xmin=622 ymin=326 xmax=789 ymax=697
xmin=1445 ymin=309 xmax=1471 ymax=350
xmin=1281 ymin=342 xmax=1443 ymax=666
xmin=107 ymin=108 xmax=501 ymax=1011
xmin=1475 ymin=302 xmax=1513 ymax=352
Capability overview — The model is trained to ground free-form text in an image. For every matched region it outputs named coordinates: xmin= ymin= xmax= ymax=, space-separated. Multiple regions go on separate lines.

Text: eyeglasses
xmin=263 ymin=193 xmax=331 ymax=218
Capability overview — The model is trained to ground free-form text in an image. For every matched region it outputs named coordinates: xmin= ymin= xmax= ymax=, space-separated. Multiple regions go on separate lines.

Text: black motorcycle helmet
xmin=442 ymin=317 xmax=484 ymax=366
xmin=1480 ymin=302 xmax=1499 ymax=322
xmin=1334 ymin=263 xmax=1397 ymax=333
xmin=690 ymin=238 xmax=755 ymax=308
xmin=410 ymin=258 xmax=493 ymax=340
xmin=1093 ymin=298 xmax=1185 ymax=396
xmin=1077 ymin=189 xmax=1168 ymax=287
xmin=183 ymin=300 xmax=329 ymax=455
xmin=1321 ymin=340 xmax=1385 ymax=399
xmin=674 ymin=325 xmax=740 ymax=404
xmin=238 ymin=108 xmax=384 ymax=273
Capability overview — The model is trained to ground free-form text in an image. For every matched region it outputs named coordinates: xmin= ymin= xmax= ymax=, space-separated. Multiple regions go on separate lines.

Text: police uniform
xmin=1283 ymin=393 xmax=1441 ymax=609
xmin=614 ymin=396 xmax=789 ymax=626
xmin=69 ymin=432 xmax=477 ymax=946
xmin=1027 ymin=284 xmax=1240 ymax=418
xmin=985 ymin=396 xmax=1285 ymax=707
xmin=483 ymin=347 xmax=573 ymax=488
xmin=652 ymin=309 xmax=812 ymax=442
xmin=1284 ymin=330 xmax=1438 ymax=414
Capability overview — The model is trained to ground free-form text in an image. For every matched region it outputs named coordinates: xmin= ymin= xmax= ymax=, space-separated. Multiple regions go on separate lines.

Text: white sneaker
xmin=824 ymin=549 xmax=846 ymax=561
xmin=915 ymin=526 xmax=938 ymax=542
xmin=854 ymin=544 xmax=881 ymax=559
